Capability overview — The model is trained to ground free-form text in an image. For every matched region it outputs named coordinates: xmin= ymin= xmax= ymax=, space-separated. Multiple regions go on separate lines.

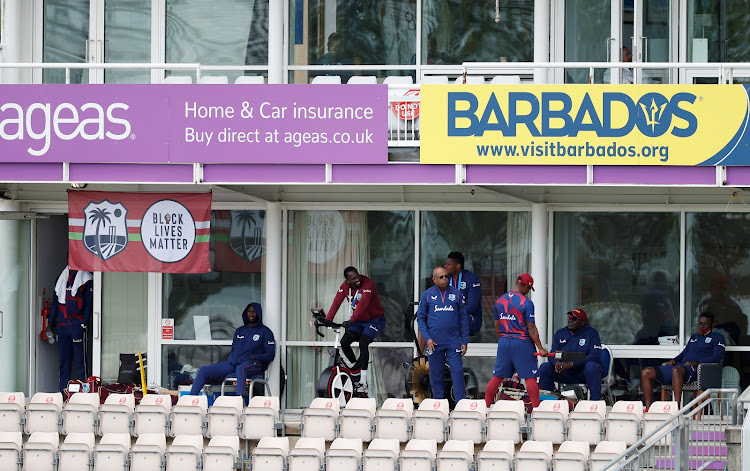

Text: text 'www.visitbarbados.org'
xmin=476 ymin=140 xmax=670 ymax=162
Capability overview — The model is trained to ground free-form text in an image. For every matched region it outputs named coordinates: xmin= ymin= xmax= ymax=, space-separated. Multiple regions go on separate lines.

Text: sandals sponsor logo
xmin=0 ymin=101 xmax=132 ymax=156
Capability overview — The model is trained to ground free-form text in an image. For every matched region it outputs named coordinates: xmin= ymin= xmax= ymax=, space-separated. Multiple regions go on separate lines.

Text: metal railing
xmin=602 ymin=388 xmax=739 ymax=470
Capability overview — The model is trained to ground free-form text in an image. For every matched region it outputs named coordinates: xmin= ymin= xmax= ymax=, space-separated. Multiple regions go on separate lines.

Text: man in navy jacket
xmin=444 ymin=251 xmax=483 ymax=336
xmin=417 ymin=266 xmax=469 ymax=402
xmin=190 ymin=302 xmax=275 ymax=399
xmin=538 ymin=308 xmax=603 ymax=400
xmin=641 ymin=312 xmax=725 ymax=409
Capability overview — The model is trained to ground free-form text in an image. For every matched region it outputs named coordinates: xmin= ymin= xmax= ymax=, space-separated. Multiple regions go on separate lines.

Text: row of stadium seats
xmin=251 ymin=437 xmax=627 ymax=471
xmin=0 ymin=392 xmax=282 ymax=439
xmin=302 ymin=397 xmax=679 ymax=446
xmin=162 ymin=74 xmax=522 ymax=85
xmin=0 ymin=432 xmax=239 ymax=471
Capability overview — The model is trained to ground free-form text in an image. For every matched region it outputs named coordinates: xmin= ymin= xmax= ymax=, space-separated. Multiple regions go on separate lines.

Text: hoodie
xmin=227 ymin=302 xmax=276 ymax=368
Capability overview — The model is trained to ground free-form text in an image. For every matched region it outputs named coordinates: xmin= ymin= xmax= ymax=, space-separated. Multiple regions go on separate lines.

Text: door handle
xmin=94 ymin=311 xmax=100 ymax=339
xmin=85 ymin=39 xmax=96 ymax=63
xmin=641 ymin=36 xmax=648 ymax=63
xmin=606 ymin=37 xmax=614 ymax=62
xmin=0 ymin=310 xmax=3 ymax=338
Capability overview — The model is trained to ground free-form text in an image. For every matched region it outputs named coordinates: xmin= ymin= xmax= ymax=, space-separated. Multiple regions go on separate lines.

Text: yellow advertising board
xmin=420 ymin=85 xmax=750 ymax=165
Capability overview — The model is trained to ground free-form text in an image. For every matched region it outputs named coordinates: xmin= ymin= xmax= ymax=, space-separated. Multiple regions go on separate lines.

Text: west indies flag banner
xmin=68 ymin=191 xmax=212 ymax=273
xmin=213 ymin=210 xmax=265 ymax=273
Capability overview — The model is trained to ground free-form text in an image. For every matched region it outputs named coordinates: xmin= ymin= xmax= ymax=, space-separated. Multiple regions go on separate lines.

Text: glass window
xmin=553 ymin=212 xmax=680 ymax=348
xmin=564 ymin=0 xmax=610 ymax=84
xmin=688 ymin=0 xmax=750 ymax=62
xmin=420 ymin=211 xmax=531 ymax=343
xmin=288 ymin=0 xmax=416 ymax=83
xmin=166 ymin=0 xmax=269 ymax=82
xmin=43 ymin=0 xmax=90 ymax=83
xmin=422 ymin=0 xmax=533 ymax=65
xmin=104 ymin=0 xmax=151 ymax=84
xmin=102 ymin=272 xmax=148 ymax=383
xmin=163 ymin=345 xmax=232 ymax=391
xmin=287 ymin=210 xmax=415 ymax=343
xmin=163 ymin=211 xmax=265 ymax=341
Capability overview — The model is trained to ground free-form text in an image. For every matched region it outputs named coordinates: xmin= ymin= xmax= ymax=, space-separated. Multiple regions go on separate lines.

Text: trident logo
xmin=639 ymin=98 xmax=667 ymax=134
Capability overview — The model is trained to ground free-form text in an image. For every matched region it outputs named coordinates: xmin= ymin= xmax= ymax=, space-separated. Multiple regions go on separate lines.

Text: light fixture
xmin=70 ymin=183 xmax=88 ymax=189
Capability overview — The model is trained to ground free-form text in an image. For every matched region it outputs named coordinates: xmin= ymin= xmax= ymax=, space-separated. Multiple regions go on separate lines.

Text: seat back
xmin=0 ymin=393 xmax=25 ymax=433
xmin=131 ymin=434 xmax=167 ymax=471
xmin=242 ymin=396 xmax=280 ymax=440
xmin=375 ymin=399 xmax=412 ymax=442
xmin=590 ymin=441 xmax=627 ymax=471
xmin=327 ymin=437 xmax=363 ymax=470
xmin=198 ymin=75 xmax=228 ymax=84
xmin=516 ymin=440 xmax=552 ymax=471
xmin=59 ymin=433 xmax=95 ymax=471
xmin=438 ymin=439 xmax=474 ymax=471
xmin=490 ymin=75 xmax=522 ymax=84
xmin=363 ymin=438 xmax=399 ymax=471
xmin=26 ymin=393 xmax=63 ymax=434
xmin=99 ymin=394 xmax=135 ymax=435
xmin=248 ymin=396 xmax=280 ymax=420
xmin=347 ymin=76 xmax=378 ymax=84
xmin=166 ymin=435 xmax=204 ymax=471
xmin=605 ymin=401 xmax=643 ymax=445
xmin=311 ymin=75 xmax=342 ymax=84
xmin=94 ymin=433 xmax=131 ymax=471
xmin=301 ymin=398 xmax=339 ymax=440
xmin=340 ymin=398 xmax=376 ymax=441
xmin=62 ymin=393 xmax=99 ymax=434
xmin=420 ymin=75 xmax=449 ymax=84
xmin=207 ymin=396 xmax=243 ymax=438
xmin=449 ymin=399 xmax=487 ymax=443
xmin=568 ymin=400 xmax=606 ymax=444
xmin=401 ymin=439 xmax=437 ymax=471
xmin=164 ymin=75 xmax=193 ymax=84
xmin=252 ymin=437 xmax=289 ymax=471
xmin=530 ymin=400 xmax=568 ymax=443
xmin=23 ymin=432 xmax=59 ymax=471
xmin=0 ymin=431 xmax=22 ymax=471
xmin=553 ymin=441 xmax=590 ymax=471
xmin=477 ymin=440 xmax=514 ymax=471
xmin=454 ymin=75 xmax=485 ymax=85
xmin=234 ymin=75 xmax=265 ymax=84
xmin=643 ymin=401 xmax=679 ymax=445
xmin=413 ymin=399 xmax=448 ymax=443
xmin=383 ymin=76 xmax=414 ymax=85
xmin=487 ymin=400 xmax=525 ymax=443
xmin=610 ymin=401 xmax=643 ymax=420
xmin=289 ymin=437 xmax=325 ymax=471
xmin=203 ymin=436 xmax=240 ymax=471
xmin=170 ymin=395 xmax=207 ymax=437
xmin=134 ymin=395 xmax=172 ymax=436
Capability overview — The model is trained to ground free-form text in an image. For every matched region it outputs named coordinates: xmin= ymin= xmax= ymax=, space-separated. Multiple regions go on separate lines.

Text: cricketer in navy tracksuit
xmin=656 ymin=331 xmax=725 ymax=385
xmin=417 ymin=285 xmax=469 ymax=401
xmin=538 ymin=324 xmax=603 ymax=400
xmin=189 ymin=302 xmax=275 ymax=398
xmin=48 ymin=270 xmax=93 ymax=393
xmin=449 ymin=269 xmax=483 ymax=336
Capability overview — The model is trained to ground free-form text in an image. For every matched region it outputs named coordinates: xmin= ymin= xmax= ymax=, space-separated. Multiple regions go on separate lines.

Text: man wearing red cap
xmin=538 ymin=308 xmax=604 ymax=400
xmin=485 ymin=273 xmax=548 ymax=408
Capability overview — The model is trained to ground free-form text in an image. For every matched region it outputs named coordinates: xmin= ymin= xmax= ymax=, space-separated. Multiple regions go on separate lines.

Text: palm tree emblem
xmin=233 ymin=210 xmax=258 ymax=262
xmin=82 ymin=200 xmax=129 ymax=260
xmin=88 ymin=207 xmax=111 ymax=259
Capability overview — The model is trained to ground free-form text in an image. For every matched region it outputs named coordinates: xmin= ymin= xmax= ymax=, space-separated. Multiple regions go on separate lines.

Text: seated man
xmin=190 ymin=302 xmax=276 ymax=400
xmin=641 ymin=312 xmax=725 ymax=409
xmin=538 ymin=308 xmax=603 ymax=400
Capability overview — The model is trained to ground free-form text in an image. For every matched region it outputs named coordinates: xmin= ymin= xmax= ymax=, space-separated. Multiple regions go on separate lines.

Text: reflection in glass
xmin=43 ymin=0 xmax=90 ymax=83
xmin=102 ymin=272 xmax=148 ymax=383
xmin=163 ymin=211 xmax=264 ymax=341
xmin=287 ymin=210 xmax=414 ymax=342
xmin=564 ymin=0 xmax=609 ymax=84
xmin=688 ymin=0 xmax=750 ymax=62
xmin=553 ymin=212 xmax=680 ymax=347
xmin=104 ymin=0 xmax=151 ymax=83
xmin=422 ymin=0 xmax=533 ymax=64
xmin=162 ymin=345 xmax=232 ymax=391
xmin=166 ymin=0 xmax=269 ymax=82
xmin=420 ymin=211 xmax=531 ymax=343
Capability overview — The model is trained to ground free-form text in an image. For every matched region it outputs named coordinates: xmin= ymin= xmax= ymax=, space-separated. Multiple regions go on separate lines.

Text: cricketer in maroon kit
xmin=327 ymin=266 xmax=386 ymax=395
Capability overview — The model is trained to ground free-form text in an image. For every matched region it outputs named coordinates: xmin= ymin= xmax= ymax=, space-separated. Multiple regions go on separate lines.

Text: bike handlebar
xmin=311 ymin=309 xmax=344 ymax=338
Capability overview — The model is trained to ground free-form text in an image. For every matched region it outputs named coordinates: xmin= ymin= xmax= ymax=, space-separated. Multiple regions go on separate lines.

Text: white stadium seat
xmin=169 ymin=395 xmax=207 ymax=437
xmin=242 ymin=395 xmax=281 ymax=439
xmin=166 ymin=434 xmax=203 ymax=471
xmin=454 ymin=75 xmax=485 ymax=84
xmin=399 ymin=439 xmax=437 ymax=471
xmin=288 ymin=437 xmax=325 ymax=471
xmin=129 ymin=433 xmax=166 ymax=471
xmin=93 ymin=433 xmax=130 ymax=471
xmin=412 ymin=399 xmax=448 ymax=443
xmin=311 ymin=76 xmax=342 ymax=84
xmin=383 ymin=76 xmax=414 ymax=85
xmin=375 ymin=398 xmax=412 ymax=442
xmin=198 ymin=75 xmax=229 ymax=84
xmin=203 ymin=435 xmax=240 ymax=471
xmin=0 ymin=431 xmax=22 ymax=471
xmin=530 ymin=400 xmax=569 ymax=443
xmin=605 ymin=401 xmax=643 ymax=445
xmin=207 ymin=395 xmax=243 ymax=437
xmin=552 ymin=440 xmax=590 ymax=471
xmin=476 ymin=440 xmax=515 ymax=471
xmin=25 ymin=393 xmax=63 ymax=434
xmin=62 ymin=393 xmax=99 ymax=434
xmin=437 ymin=439 xmax=474 ymax=471
xmin=164 ymin=75 xmax=192 ymax=84
xmin=58 ymin=433 xmax=95 ymax=471
xmin=362 ymin=438 xmax=400 ymax=471
xmin=449 ymin=398 xmax=487 ymax=443
xmin=490 ymin=75 xmax=522 ymax=84
xmin=340 ymin=397 xmax=376 ymax=441
xmin=234 ymin=76 xmax=265 ymax=84
xmin=22 ymin=432 xmax=59 ymax=471
xmin=301 ymin=397 xmax=340 ymax=441
xmin=0 ymin=393 xmax=25 ymax=433
xmin=514 ymin=440 xmax=553 ymax=471
xmin=420 ymin=75 xmax=449 ymax=84
xmin=642 ymin=401 xmax=679 ymax=445
xmin=568 ymin=400 xmax=606 ymax=444
xmin=326 ymin=438 xmax=362 ymax=471
xmin=98 ymin=394 xmax=135 ymax=435
xmin=487 ymin=400 xmax=525 ymax=444
xmin=251 ymin=436 xmax=289 ymax=471
xmin=348 ymin=76 xmax=378 ymax=84
xmin=134 ymin=395 xmax=172 ymax=436
xmin=589 ymin=441 xmax=627 ymax=471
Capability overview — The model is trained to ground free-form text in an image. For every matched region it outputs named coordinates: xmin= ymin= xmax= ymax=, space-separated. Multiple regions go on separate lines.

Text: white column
xmin=267 ymin=0 xmax=284 ymax=83
xmin=531 ymin=203 xmax=548 ymax=345
xmin=264 ymin=203 xmax=282 ymax=394
xmin=0 ymin=220 xmax=20 ymax=391
xmin=533 ymin=0 xmax=550 ymax=84
xmin=2 ymin=0 xmax=23 ymax=83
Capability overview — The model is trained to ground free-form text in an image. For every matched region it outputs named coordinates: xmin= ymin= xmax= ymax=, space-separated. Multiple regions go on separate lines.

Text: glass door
xmin=90 ymin=0 xmax=152 ymax=83
xmin=561 ymin=0 xmax=620 ymax=84
xmin=42 ymin=0 xmax=92 ymax=83
xmin=633 ymin=0 xmax=676 ymax=84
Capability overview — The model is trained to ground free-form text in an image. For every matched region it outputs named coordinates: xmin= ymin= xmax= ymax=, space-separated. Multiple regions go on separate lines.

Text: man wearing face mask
xmin=538 ymin=308 xmax=603 ymax=400
xmin=640 ymin=312 xmax=725 ymax=409
xmin=189 ymin=302 xmax=276 ymax=399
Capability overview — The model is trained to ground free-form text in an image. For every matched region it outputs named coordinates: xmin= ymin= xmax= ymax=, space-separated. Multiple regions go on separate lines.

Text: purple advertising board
xmin=0 ymin=84 xmax=387 ymax=164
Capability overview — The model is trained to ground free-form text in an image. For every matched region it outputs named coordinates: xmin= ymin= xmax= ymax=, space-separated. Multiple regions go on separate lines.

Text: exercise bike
xmin=311 ymin=309 xmax=362 ymax=407
xmin=403 ymin=302 xmax=479 ymax=407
